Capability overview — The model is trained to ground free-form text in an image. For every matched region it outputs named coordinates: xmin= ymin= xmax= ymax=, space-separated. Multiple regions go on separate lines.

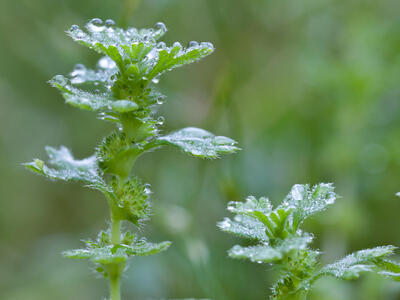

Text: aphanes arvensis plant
xmin=24 ymin=18 xmax=239 ymax=300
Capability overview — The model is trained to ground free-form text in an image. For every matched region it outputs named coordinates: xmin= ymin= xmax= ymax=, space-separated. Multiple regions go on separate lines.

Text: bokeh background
xmin=2 ymin=0 xmax=400 ymax=299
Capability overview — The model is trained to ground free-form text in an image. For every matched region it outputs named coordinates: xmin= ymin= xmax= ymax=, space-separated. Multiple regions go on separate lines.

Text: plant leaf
xmin=157 ymin=127 xmax=240 ymax=158
xmin=228 ymin=245 xmax=283 ymax=263
xmin=49 ymin=75 xmax=138 ymax=112
xmin=281 ymin=183 xmax=336 ymax=230
xmin=218 ymin=215 xmax=268 ymax=242
xmin=145 ymin=42 xmax=214 ymax=81
xmin=64 ymin=236 xmax=171 ymax=264
xmin=67 ymin=20 xmax=167 ymax=55
xmin=316 ymin=246 xmax=398 ymax=281
xmin=23 ymin=146 xmax=108 ymax=192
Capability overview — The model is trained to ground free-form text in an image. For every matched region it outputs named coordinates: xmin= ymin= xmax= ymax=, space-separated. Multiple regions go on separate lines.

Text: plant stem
xmin=110 ymin=217 xmax=122 ymax=300
xmin=110 ymin=275 xmax=121 ymax=300
xmin=111 ymin=217 xmax=121 ymax=245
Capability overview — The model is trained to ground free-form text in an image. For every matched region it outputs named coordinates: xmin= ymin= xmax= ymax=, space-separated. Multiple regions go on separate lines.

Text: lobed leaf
xmin=228 ymin=234 xmax=313 ymax=265
xmin=69 ymin=58 xmax=118 ymax=86
xmin=64 ymin=231 xmax=171 ymax=265
xmin=23 ymin=146 xmax=108 ymax=192
xmin=67 ymin=20 xmax=213 ymax=82
xmin=281 ymin=183 xmax=336 ymax=230
xmin=145 ymin=42 xmax=214 ymax=81
xmin=228 ymin=245 xmax=283 ymax=263
xmin=67 ymin=19 xmax=167 ymax=56
xmin=227 ymin=196 xmax=273 ymax=215
xmin=49 ymin=75 xmax=138 ymax=112
xmin=218 ymin=214 xmax=268 ymax=242
xmin=157 ymin=127 xmax=240 ymax=159
xmin=316 ymin=246 xmax=398 ymax=281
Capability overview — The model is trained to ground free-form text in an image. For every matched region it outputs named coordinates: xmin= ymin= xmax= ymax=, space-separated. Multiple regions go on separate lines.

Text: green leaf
xmin=49 ymin=75 xmax=138 ymax=112
xmin=316 ymin=246 xmax=398 ymax=281
xmin=227 ymin=196 xmax=273 ymax=215
xmin=23 ymin=146 xmax=108 ymax=192
xmin=228 ymin=234 xmax=313 ymax=265
xmin=63 ymin=232 xmax=171 ymax=265
xmin=281 ymin=183 xmax=336 ymax=230
xmin=218 ymin=215 xmax=268 ymax=242
xmin=225 ymin=196 xmax=294 ymax=240
xmin=228 ymin=245 xmax=283 ymax=263
xmin=69 ymin=58 xmax=118 ymax=86
xmin=157 ymin=127 xmax=240 ymax=158
xmin=67 ymin=20 xmax=167 ymax=55
xmin=145 ymin=42 xmax=214 ymax=81
xmin=378 ymin=260 xmax=400 ymax=281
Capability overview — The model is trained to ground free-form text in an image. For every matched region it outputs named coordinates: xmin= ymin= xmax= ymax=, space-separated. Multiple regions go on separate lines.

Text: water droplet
xmin=146 ymin=48 xmax=158 ymax=60
xmin=152 ymin=76 xmax=160 ymax=84
xmin=70 ymin=24 xmax=79 ymax=31
xmin=200 ymin=42 xmax=214 ymax=50
xmin=53 ymin=75 xmax=67 ymax=86
xmin=94 ymin=89 xmax=100 ymax=93
xmin=188 ymin=41 xmax=199 ymax=48
xmin=156 ymin=97 xmax=165 ymax=105
xmin=157 ymin=41 xmax=166 ymax=48
xmin=105 ymin=19 xmax=115 ymax=27
xmin=157 ymin=116 xmax=165 ymax=125
xmin=154 ymin=22 xmax=167 ymax=33
xmin=70 ymin=64 xmax=86 ymax=81
xmin=144 ymin=183 xmax=152 ymax=194
xmin=88 ymin=18 xmax=105 ymax=32
xmin=98 ymin=57 xmax=116 ymax=69
xmin=90 ymin=18 xmax=102 ymax=26
xmin=172 ymin=41 xmax=182 ymax=49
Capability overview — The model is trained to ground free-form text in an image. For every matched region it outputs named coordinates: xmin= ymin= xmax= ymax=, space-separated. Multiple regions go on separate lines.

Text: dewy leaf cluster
xmin=24 ymin=18 xmax=239 ymax=300
xmin=219 ymin=184 xmax=400 ymax=299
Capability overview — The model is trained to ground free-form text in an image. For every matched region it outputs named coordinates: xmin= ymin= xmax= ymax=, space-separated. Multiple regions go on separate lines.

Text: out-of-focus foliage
xmin=220 ymin=184 xmax=400 ymax=299
xmin=2 ymin=0 xmax=400 ymax=299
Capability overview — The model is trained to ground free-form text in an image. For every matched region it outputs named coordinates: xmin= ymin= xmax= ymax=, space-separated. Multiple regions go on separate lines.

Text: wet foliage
xmin=219 ymin=184 xmax=400 ymax=299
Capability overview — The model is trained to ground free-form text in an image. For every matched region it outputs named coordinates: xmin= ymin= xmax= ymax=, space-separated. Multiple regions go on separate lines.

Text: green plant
xmin=24 ymin=18 xmax=239 ymax=300
xmin=218 ymin=183 xmax=400 ymax=300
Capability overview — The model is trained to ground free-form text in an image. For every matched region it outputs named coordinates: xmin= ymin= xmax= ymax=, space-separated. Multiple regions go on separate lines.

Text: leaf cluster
xmin=219 ymin=183 xmax=400 ymax=299
xmin=24 ymin=18 xmax=239 ymax=277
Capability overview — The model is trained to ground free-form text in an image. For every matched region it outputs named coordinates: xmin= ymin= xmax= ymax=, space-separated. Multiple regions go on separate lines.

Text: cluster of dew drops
xmin=69 ymin=18 xmax=213 ymax=51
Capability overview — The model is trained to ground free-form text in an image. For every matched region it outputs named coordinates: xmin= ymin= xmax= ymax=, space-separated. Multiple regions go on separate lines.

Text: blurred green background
xmin=2 ymin=0 xmax=400 ymax=299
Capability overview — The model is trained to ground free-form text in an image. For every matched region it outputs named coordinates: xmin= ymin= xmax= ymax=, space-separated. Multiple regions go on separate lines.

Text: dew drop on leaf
xmin=188 ymin=41 xmax=199 ymax=48
xmin=105 ymin=19 xmax=115 ymax=27
xmin=53 ymin=75 xmax=68 ymax=86
xmin=157 ymin=116 xmax=165 ymax=125
xmin=154 ymin=22 xmax=167 ymax=33
xmin=88 ymin=18 xmax=105 ymax=33
xmin=144 ymin=184 xmax=151 ymax=194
